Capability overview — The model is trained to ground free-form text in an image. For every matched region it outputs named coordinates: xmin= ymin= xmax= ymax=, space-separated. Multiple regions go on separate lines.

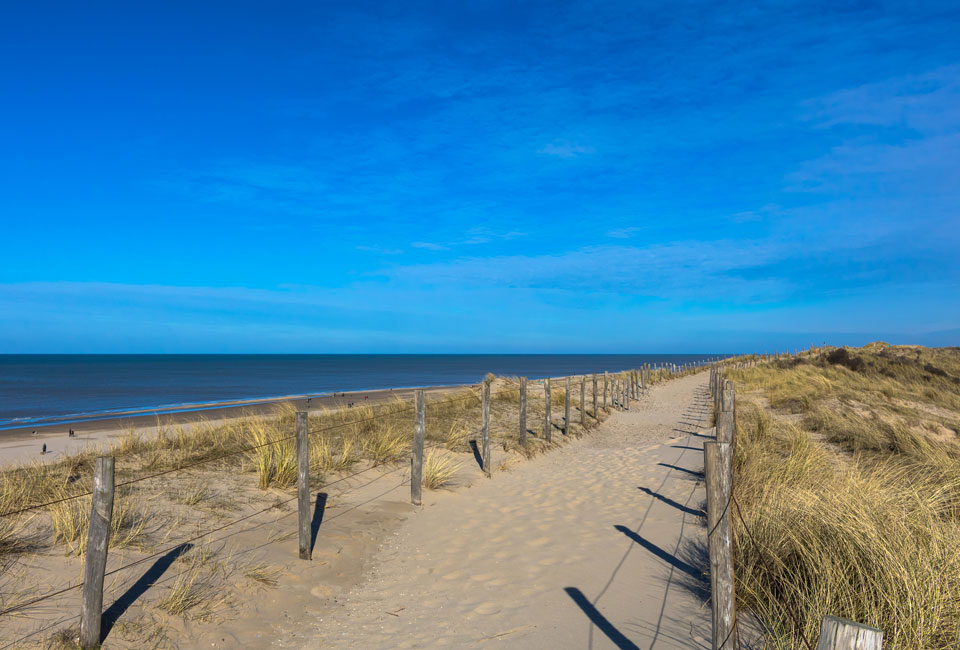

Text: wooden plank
xmin=544 ymin=378 xmax=552 ymax=442
xmin=717 ymin=382 xmax=735 ymax=446
xmin=592 ymin=373 xmax=598 ymax=418
xmin=580 ymin=377 xmax=586 ymax=424
xmin=519 ymin=376 xmax=527 ymax=446
xmin=564 ymin=376 xmax=571 ymax=435
xmin=296 ymin=411 xmax=311 ymax=559
xmin=816 ymin=615 xmax=883 ymax=650
xmin=603 ymin=371 xmax=608 ymax=411
xmin=705 ymin=441 xmax=735 ymax=650
xmin=411 ymin=390 xmax=425 ymax=504
xmin=79 ymin=456 xmax=115 ymax=649
xmin=482 ymin=381 xmax=491 ymax=475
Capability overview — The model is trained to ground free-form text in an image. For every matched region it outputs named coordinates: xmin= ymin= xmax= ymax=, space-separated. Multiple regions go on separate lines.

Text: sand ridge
xmin=293 ymin=372 xmax=714 ymax=649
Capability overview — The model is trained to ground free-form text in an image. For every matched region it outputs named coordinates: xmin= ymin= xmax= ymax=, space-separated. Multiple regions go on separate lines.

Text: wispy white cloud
xmin=538 ymin=142 xmax=596 ymax=158
xmin=356 ymin=244 xmax=403 ymax=255
xmin=606 ymin=226 xmax=646 ymax=239
xmin=411 ymin=241 xmax=450 ymax=251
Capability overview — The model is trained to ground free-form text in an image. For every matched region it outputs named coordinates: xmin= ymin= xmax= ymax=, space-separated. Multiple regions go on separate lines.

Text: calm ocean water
xmin=0 ymin=354 xmax=723 ymax=429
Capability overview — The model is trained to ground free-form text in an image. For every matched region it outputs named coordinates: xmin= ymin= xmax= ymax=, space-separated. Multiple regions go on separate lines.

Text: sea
xmin=0 ymin=354 xmax=725 ymax=430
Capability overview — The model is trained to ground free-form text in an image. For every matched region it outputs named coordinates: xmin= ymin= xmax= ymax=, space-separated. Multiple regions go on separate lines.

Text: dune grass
xmin=422 ymin=450 xmax=463 ymax=489
xmin=728 ymin=344 xmax=960 ymax=649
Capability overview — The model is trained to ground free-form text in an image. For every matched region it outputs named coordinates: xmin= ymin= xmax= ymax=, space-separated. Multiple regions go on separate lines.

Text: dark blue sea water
xmin=0 ymin=354 xmax=723 ymax=429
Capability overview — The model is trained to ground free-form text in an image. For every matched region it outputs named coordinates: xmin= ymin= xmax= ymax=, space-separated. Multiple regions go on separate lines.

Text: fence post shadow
xmin=99 ymin=542 xmax=193 ymax=642
xmin=614 ymin=525 xmax=700 ymax=579
xmin=310 ymin=492 xmax=328 ymax=555
xmin=637 ymin=487 xmax=704 ymax=517
xmin=563 ymin=587 xmax=640 ymax=650
xmin=468 ymin=440 xmax=483 ymax=469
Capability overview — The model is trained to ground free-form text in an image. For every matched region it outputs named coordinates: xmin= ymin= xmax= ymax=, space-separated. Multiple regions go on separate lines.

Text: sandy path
xmin=296 ymin=372 xmax=714 ymax=649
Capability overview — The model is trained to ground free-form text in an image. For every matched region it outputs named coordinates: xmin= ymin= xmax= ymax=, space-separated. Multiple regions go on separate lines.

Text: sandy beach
xmin=0 ymin=384 xmax=472 ymax=469
xmin=294 ymin=371 xmax=715 ymax=649
xmin=0 ymin=369 xmax=717 ymax=649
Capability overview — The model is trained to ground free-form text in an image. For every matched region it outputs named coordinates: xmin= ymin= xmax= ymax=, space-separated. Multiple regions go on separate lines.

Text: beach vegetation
xmin=422 ymin=450 xmax=462 ymax=489
xmin=729 ymin=344 xmax=960 ymax=649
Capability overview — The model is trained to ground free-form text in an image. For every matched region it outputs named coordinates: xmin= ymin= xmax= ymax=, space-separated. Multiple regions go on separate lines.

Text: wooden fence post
xmin=519 ymin=376 xmax=527 ymax=446
xmin=816 ymin=615 xmax=883 ymax=650
xmin=717 ymin=381 xmax=735 ymax=447
xmin=296 ymin=411 xmax=311 ymax=559
xmin=705 ymin=440 xmax=735 ymax=650
xmin=603 ymin=372 xmax=608 ymax=411
xmin=580 ymin=377 xmax=586 ymax=424
xmin=592 ymin=374 xmax=598 ymax=418
xmin=411 ymin=390 xmax=425 ymax=505
xmin=79 ymin=456 xmax=115 ymax=650
xmin=544 ymin=378 xmax=552 ymax=442
xmin=482 ymin=381 xmax=491 ymax=475
xmin=564 ymin=377 xmax=571 ymax=435
xmin=625 ymin=376 xmax=631 ymax=410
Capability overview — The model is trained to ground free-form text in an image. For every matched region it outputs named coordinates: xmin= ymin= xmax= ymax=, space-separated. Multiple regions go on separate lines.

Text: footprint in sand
xmin=470 ymin=572 xmax=499 ymax=582
xmin=470 ymin=602 xmax=502 ymax=616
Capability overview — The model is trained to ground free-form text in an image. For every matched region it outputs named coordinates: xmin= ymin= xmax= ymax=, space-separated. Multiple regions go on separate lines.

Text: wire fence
xmin=0 ymin=361 xmax=715 ymax=648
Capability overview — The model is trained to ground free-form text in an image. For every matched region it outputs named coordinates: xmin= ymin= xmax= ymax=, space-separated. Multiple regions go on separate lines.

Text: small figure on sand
xmin=32 ymin=430 xmax=37 ymax=435
xmin=41 ymin=443 xmax=47 ymax=455
xmin=68 ymin=429 xmax=75 ymax=437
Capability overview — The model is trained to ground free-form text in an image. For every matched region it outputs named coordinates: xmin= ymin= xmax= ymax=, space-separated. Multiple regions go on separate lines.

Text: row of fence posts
xmin=705 ymin=365 xmax=883 ymax=650
xmin=74 ymin=360 xmax=733 ymax=648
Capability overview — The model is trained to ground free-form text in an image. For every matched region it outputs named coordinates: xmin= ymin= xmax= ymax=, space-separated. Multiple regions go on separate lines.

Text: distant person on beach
xmin=69 ymin=429 xmax=75 ymax=437
xmin=32 ymin=430 xmax=37 ymax=435
xmin=41 ymin=443 xmax=47 ymax=455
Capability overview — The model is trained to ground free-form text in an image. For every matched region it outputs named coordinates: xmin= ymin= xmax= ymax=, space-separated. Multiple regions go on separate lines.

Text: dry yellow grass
xmin=729 ymin=344 xmax=960 ymax=649
xmin=422 ymin=450 xmax=462 ymax=489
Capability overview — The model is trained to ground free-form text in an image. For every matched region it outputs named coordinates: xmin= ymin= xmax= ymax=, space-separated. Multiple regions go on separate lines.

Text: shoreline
xmin=0 ymin=382 xmax=476 ymax=468
xmin=0 ymin=380 xmax=480 ymax=432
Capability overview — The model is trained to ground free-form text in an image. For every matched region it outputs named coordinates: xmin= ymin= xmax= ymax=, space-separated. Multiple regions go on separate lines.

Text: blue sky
xmin=1 ymin=1 xmax=958 ymax=352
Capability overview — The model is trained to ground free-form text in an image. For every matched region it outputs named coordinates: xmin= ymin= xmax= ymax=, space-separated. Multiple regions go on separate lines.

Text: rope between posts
xmin=0 ymin=457 xmax=403 ymax=617
xmin=0 ymin=389 xmax=489 ymax=519
xmin=0 ymin=365 xmax=702 ymax=639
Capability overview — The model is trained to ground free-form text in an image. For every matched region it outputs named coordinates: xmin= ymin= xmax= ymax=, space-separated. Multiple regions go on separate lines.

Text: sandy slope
xmin=295 ymin=372 xmax=714 ymax=649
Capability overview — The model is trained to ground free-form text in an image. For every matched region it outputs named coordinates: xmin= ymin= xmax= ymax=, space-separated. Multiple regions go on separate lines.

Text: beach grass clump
xmin=728 ymin=344 xmax=960 ymax=649
xmin=422 ymin=450 xmax=462 ymax=489
xmin=157 ymin=553 xmax=220 ymax=619
xmin=360 ymin=422 xmax=408 ymax=466
xmin=49 ymin=492 xmax=151 ymax=555
xmin=177 ymin=480 xmax=209 ymax=506
xmin=243 ymin=563 xmax=282 ymax=587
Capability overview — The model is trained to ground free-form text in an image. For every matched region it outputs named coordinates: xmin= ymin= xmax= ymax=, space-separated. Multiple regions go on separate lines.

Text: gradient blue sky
xmin=1 ymin=1 xmax=958 ymax=352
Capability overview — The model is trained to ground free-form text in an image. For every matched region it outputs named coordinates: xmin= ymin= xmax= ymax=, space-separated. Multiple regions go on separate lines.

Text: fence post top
xmin=820 ymin=615 xmax=882 ymax=634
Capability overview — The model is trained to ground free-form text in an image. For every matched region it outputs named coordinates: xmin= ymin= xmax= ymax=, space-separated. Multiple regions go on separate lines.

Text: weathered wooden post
xmin=592 ymin=373 xmax=598 ymax=418
xmin=519 ymin=376 xmax=527 ymax=446
xmin=544 ymin=378 xmax=552 ymax=442
xmin=603 ymin=371 xmax=608 ymax=411
xmin=79 ymin=456 xmax=115 ymax=649
xmin=482 ymin=380 xmax=491 ymax=475
xmin=717 ymin=381 xmax=735 ymax=448
xmin=411 ymin=390 xmax=425 ymax=504
xmin=705 ymin=440 xmax=735 ymax=650
xmin=296 ymin=411 xmax=311 ymax=559
xmin=625 ymin=376 xmax=631 ymax=410
xmin=816 ymin=615 xmax=883 ymax=650
xmin=580 ymin=377 xmax=586 ymax=424
xmin=564 ymin=377 xmax=571 ymax=435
